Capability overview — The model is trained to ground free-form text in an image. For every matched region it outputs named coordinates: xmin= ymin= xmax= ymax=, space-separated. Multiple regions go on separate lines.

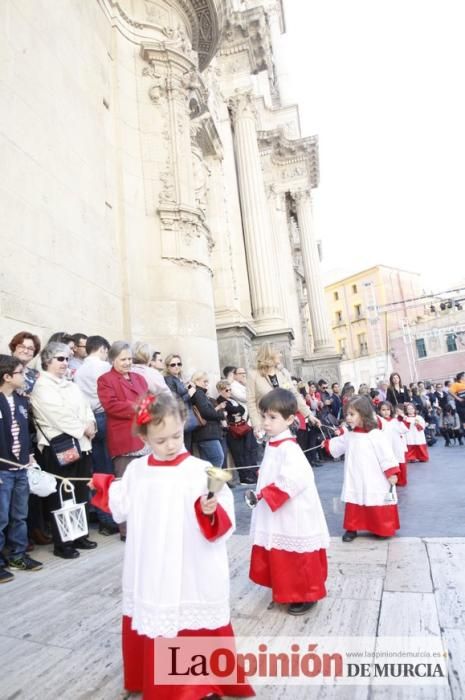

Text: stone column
xmin=230 ymin=92 xmax=283 ymax=330
xmin=294 ymin=189 xmax=334 ymax=354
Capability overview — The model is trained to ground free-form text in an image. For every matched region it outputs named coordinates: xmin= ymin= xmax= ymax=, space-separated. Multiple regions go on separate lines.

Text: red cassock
xmin=249 ymin=431 xmax=330 ymax=603
xmin=324 ymin=427 xmax=401 ymax=537
xmin=93 ymin=452 xmax=254 ymax=699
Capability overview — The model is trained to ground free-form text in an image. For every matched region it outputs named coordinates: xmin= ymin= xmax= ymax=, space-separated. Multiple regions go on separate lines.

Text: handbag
xmin=228 ymin=420 xmax=251 ymax=439
xmin=192 ymin=405 xmax=207 ymax=428
xmin=49 ymin=433 xmax=82 ymax=466
xmin=36 ymin=422 xmax=82 ymax=466
xmin=27 ymin=464 xmax=57 ymax=497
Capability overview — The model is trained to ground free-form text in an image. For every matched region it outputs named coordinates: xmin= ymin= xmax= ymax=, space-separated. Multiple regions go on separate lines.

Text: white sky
xmin=282 ymin=0 xmax=465 ymax=293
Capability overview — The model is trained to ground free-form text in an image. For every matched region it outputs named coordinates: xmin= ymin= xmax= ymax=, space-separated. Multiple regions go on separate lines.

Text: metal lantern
xmin=52 ymin=481 xmax=88 ymax=542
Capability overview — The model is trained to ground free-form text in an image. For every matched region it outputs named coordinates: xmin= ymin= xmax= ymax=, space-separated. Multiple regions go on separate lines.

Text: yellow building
xmin=325 ymin=265 xmax=423 ymax=385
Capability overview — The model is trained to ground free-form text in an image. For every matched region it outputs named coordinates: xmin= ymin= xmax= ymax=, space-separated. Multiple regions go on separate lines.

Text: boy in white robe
xmin=248 ymin=388 xmax=330 ymax=616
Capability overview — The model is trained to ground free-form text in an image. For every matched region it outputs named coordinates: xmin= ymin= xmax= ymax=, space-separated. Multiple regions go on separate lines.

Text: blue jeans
xmin=91 ymin=412 xmax=116 ymax=527
xmin=0 ymin=469 xmax=29 ymax=563
xmin=196 ymin=440 xmax=224 ymax=468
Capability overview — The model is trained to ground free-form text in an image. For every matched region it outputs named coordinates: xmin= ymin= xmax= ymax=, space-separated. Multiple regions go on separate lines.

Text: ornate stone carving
xmin=158 ymin=204 xmax=214 ymax=271
xmin=229 ymin=91 xmax=256 ymax=122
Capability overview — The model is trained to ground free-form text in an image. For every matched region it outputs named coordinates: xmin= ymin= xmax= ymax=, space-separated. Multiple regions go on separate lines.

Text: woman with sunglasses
xmin=31 ymin=342 xmax=98 ymax=559
xmin=163 ymin=353 xmax=197 ymax=451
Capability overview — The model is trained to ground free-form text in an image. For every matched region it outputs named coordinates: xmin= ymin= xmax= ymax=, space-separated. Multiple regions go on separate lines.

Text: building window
xmin=338 ymin=339 xmax=346 ymax=355
xmin=354 ymin=304 xmax=362 ymax=318
xmin=334 ymin=291 xmax=339 ymax=301
xmin=415 ymin=338 xmax=427 ymax=358
xmin=336 ymin=310 xmax=343 ymax=323
xmin=352 ymin=284 xmax=358 ymax=294
xmin=357 ymin=333 xmax=368 ymax=356
xmin=446 ymin=334 xmax=457 ymax=352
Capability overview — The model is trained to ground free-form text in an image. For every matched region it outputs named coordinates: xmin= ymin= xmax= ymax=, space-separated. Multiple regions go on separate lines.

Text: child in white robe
xmin=248 ymin=388 xmax=330 ymax=616
xmin=90 ymin=392 xmax=254 ymax=700
xmin=404 ymin=402 xmax=429 ymax=462
xmin=323 ymin=395 xmax=400 ymax=542
xmin=378 ymin=401 xmax=409 ymax=486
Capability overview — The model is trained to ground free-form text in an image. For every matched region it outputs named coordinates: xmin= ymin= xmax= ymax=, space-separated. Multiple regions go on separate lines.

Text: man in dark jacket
xmin=0 ymin=354 xmax=42 ymax=582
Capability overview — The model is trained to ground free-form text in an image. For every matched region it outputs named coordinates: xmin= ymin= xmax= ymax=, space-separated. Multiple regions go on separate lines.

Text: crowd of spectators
xmin=0 ymin=328 xmax=463 ymax=583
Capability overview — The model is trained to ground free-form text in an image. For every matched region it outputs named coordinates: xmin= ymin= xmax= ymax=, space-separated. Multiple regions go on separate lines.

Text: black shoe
xmin=74 ymin=537 xmax=98 ymax=550
xmin=98 ymin=524 xmax=119 ymax=536
xmin=120 ymin=535 xmax=126 ymax=542
xmin=0 ymin=566 xmax=14 ymax=583
xmin=53 ymin=546 xmax=80 ymax=559
xmin=240 ymin=477 xmax=256 ymax=484
xmin=8 ymin=554 xmax=43 ymax=571
xmin=342 ymin=530 xmax=358 ymax=542
xmin=288 ymin=601 xmax=317 ymax=616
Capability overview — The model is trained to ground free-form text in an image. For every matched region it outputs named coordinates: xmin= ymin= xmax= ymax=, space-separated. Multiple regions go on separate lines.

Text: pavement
xmin=1 ymin=441 xmax=465 ymax=699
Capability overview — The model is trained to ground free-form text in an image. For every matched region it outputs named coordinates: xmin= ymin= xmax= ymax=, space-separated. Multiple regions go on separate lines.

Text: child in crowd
xmin=248 ymin=388 xmax=330 ymax=615
xmin=0 ymin=355 xmax=42 ymax=583
xmin=403 ymin=402 xmax=429 ymax=462
xmin=440 ymin=405 xmax=463 ymax=446
xmin=378 ymin=401 xmax=409 ymax=486
xmin=90 ymin=392 xmax=254 ymax=700
xmin=323 ymin=396 xmax=400 ymax=542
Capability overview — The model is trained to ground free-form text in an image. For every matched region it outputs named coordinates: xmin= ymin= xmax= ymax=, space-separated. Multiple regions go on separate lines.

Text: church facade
xmin=1 ymin=0 xmax=339 ymax=380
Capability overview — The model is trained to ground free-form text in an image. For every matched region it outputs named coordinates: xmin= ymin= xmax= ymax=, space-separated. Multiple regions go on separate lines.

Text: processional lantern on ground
xmin=52 ymin=481 xmax=88 ymax=542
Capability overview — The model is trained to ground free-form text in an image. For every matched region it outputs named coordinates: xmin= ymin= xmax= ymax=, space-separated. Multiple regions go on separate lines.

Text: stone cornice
xmin=258 ymin=129 xmax=320 ymax=188
xmin=219 ymin=6 xmax=273 ymax=76
xmin=98 ymin=0 xmax=226 ymax=71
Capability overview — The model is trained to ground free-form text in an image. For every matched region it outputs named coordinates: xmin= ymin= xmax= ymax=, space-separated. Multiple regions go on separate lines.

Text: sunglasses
xmin=169 ymin=362 xmax=182 ymax=367
xmin=54 ymin=356 xmax=69 ymax=362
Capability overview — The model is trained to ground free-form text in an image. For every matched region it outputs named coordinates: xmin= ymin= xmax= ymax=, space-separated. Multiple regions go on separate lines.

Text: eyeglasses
xmin=54 ymin=356 xmax=69 ymax=362
xmin=169 ymin=362 xmax=182 ymax=367
xmin=77 ymin=344 xmax=87 ymax=349
xmin=223 ymin=388 xmax=232 ymax=392
xmin=16 ymin=344 xmax=35 ymax=353
xmin=236 ymin=372 xmax=246 ymax=375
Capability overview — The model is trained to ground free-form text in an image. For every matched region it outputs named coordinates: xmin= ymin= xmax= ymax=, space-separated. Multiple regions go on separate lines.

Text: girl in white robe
xmin=323 ymin=396 xmax=400 ymax=542
xmin=90 ymin=392 xmax=254 ymax=700
xmin=378 ymin=401 xmax=409 ymax=486
xmin=403 ymin=402 xmax=429 ymax=462
xmin=248 ymin=388 xmax=330 ymax=616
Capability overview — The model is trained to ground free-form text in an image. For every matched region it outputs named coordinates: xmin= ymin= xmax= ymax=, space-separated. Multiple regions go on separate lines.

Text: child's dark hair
xmin=346 ymin=395 xmax=378 ymax=431
xmin=258 ymin=388 xmax=297 ymax=418
xmin=134 ymin=392 xmax=187 ymax=437
xmin=377 ymin=401 xmax=394 ymax=417
xmin=0 ymin=354 xmax=22 ymax=385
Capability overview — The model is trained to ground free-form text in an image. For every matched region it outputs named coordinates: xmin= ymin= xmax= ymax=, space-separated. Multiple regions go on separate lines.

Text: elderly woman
xmin=190 ymin=371 xmax=226 ymax=467
xmin=97 ymin=342 xmax=149 ymax=540
xmin=9 ymin=331 xmax=41 ymax=396
xmin=246 ymin=342 xmax=320 ymax=436
xmin=31 ymin=342 xmax=97 ymax=559
xmin=163 ymin=353 xmax=198 ymax=450
xmin=130 ymin=342 xmax=170 ymax=396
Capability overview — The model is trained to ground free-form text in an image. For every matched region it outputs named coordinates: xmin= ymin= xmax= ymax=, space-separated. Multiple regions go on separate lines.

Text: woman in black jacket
xmin=190 ymin=371 xmax=226 ymax=467
xmin=163 ymin=353 xmax=197 ymax=450
xmin=386 ymin=372 xmax=409 ymax=408
xmin=216 ymin=380 xmax=257 ymax=483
